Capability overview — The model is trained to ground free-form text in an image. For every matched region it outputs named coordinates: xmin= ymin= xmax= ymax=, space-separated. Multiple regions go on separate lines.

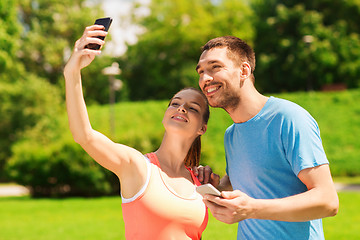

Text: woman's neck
xmin=155 ymin=132 xmax=192 ymax=174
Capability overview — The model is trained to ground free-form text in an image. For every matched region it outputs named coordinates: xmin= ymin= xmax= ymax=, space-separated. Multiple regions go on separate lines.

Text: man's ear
xmin=240 ymin=62 xmax=251 ymax=80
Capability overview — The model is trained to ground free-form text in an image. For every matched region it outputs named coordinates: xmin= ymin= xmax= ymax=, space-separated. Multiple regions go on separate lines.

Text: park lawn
xmin=0 ymin=192 xmax=358 ymax=240
xmin=0 ymin=196 xmax=125 ymax=240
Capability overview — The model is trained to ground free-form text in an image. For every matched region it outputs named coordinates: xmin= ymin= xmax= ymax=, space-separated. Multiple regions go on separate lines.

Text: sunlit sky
xmin=101 ymin=0 xmax=150 ymax=56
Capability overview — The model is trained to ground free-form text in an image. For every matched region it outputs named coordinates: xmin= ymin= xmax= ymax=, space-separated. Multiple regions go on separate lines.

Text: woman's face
xmin=163 ymin=89 xmax=208 ymax=137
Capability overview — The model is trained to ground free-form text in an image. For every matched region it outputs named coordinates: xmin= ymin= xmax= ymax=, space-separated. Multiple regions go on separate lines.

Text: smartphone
xmin=85 ymin=17 xmax=113 ymax=50
xmin=196 ymin=183 xmax=222 ymax=197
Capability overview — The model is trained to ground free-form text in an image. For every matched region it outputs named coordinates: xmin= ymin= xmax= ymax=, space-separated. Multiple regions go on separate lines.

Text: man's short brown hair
xmin=201 ymin=36 xmax=256 ymax=75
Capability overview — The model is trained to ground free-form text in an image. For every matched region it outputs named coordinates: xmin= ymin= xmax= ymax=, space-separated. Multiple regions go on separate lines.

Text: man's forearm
xmin=252 ymin=186 xmax=338 ymax=222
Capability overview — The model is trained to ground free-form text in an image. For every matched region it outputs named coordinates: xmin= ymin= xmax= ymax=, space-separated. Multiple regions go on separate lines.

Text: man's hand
xmin=203 ymin=190 xmax=256 ymax=224
xmin=193 ymin=165 xmax=220 ymax=186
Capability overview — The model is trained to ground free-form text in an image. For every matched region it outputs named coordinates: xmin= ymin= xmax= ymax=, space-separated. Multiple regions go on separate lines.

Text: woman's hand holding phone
xmin=85 ymin=17 xmax=113 ymax=50
xmin=65 ymin=18 xmax=112 ymax=72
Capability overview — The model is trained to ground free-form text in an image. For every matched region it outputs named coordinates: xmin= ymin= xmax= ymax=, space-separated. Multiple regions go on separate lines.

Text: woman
xmin=64 ymin=24 xmax=210 ymax=239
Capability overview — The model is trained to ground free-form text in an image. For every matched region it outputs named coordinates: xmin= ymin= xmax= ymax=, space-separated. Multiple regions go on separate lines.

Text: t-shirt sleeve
xmin=281 ymin=106 xmax=329 ymax=176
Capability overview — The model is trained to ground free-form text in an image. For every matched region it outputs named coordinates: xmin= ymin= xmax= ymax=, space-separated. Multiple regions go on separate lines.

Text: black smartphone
xmin=85 ymin=17 xmax=113 ymax=50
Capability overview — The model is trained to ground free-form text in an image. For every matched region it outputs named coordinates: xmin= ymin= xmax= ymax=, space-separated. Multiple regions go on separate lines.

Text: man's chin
xmin=208 ymin=100 xmax=222 ymax=109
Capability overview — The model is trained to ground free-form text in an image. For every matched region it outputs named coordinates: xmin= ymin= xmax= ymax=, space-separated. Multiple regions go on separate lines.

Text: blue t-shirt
xmin=224 ymin=97 xmax=328 ymax=240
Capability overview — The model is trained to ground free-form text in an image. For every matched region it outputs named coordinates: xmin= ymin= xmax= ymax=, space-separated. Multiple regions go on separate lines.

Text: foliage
xmin=119 ymin=0 xmax=254 ymax=100
xmin=0 ymin=76 xmax=62 ymax=181
xmin=252 ymin=0 xmax=360 ymax=93
xmin=0 ymin=0 xmax=25 ymax=82
xmin=86 ymin=88 xmax=360 ymax=177
xmin=4 ymin=101 xmax=167 ymax=197
xmin=6 ymin=137 xmax=119 ymax=197
xmin=6 ymin=89 xmax=359 ymax=196
xmin=16 ymin=0 xmax=116 ymax=104
xmin=5 ymin=94 xmax=119 ymax=197
xmin=0 ymin=0 xmax=117 ymax=180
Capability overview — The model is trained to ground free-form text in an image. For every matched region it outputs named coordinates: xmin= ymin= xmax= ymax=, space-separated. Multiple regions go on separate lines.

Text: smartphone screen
xmin=85 ymin=17 xmax=113 ymax=50
xmin=196 ymin=184 xmax=222 ymax=197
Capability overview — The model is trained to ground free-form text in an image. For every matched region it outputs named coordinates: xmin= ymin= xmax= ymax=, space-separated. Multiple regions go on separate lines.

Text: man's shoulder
xmin=268 ymin=96 xmax=310 ymax=119
xmin=224 ymin=123 xmax=236 ymax=134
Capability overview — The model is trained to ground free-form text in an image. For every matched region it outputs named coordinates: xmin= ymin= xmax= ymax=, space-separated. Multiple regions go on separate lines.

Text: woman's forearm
xmin=64 ymin=67 xmax=93 ymax=144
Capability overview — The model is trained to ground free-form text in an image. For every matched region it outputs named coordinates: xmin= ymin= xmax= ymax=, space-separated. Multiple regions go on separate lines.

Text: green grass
xmin=0 ymin=196 xmax=125 ymax=240
xmin=0 ymin=192 xmax=358 ymax=239
xmin=323 ymin=192 xmax=360 ymax=239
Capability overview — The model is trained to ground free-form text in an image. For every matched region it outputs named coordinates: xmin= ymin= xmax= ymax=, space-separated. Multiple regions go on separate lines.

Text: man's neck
xmin=226 ymin=89 xmax=268 ymax=124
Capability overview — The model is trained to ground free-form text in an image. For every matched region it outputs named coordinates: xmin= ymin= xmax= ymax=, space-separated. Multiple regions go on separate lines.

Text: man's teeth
xmin=207 ymin=87 xmax=218 ymax=93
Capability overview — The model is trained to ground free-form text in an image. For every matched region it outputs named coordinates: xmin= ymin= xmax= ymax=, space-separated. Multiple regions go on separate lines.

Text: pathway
xmin=1 ymin=183 xmax=360 ymax=197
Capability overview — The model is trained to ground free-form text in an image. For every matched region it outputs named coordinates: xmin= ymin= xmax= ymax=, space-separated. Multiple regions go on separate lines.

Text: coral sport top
xmin=121 ymin=153 xmax=208 ymax=240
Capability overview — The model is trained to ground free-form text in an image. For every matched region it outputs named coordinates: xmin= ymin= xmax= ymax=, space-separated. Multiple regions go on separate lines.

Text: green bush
xmin=5 ymin=100 xmax=166 ymax=198
xmin=0 ymin=75 xmax=62 ymax=181
xmin=6 ymin=137 xmax=119 ymax=198
xmin=6 ymin=89 xmax=360 ymax=198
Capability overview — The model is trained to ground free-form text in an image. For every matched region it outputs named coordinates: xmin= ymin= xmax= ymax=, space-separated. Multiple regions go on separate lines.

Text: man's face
xmin=196 ymin=47 xmax=241 ymax=110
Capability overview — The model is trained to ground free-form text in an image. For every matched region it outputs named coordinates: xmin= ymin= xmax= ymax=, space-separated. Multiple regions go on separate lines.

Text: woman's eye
xmin=190 ymin=107 xmax=199 ymax=112
xmin=171 ymin=102 xmax=179 ymax=106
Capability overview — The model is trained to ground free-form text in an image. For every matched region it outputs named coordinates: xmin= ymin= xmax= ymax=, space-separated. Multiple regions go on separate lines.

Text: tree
xmin=119 ymin=0 xmax=254 ymax=100
xmin=17 ymin=0 xmax=115 ymax=104
xmin=252 ymin=0 xmax=360 ymax=93
xmin=0 ymin=0 xmax=25 ymax=82
xmin=0 ymin=0 xmax=111 ymax=180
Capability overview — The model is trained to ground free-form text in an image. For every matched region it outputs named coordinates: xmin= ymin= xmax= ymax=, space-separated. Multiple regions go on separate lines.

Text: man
xmin=195 ymin=36 xmax=339 ymax=239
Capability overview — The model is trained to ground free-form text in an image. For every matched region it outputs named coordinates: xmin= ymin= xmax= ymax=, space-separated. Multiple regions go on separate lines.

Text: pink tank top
xmin=122 ymin=153 xmax=208 ymax=239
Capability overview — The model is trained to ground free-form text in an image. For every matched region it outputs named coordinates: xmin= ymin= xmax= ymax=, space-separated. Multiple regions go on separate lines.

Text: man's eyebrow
xmin=196 ymin=60 xmax=222 ymax=71
xmin=208 ymin=60 xmax=221 ymax=65
xmin=195 ymin=64 xmax=201 ymax=72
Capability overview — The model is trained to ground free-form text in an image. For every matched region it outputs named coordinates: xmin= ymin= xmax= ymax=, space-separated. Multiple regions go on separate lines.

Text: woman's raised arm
xmin=63 ymin=26 xmax=147 ymax=195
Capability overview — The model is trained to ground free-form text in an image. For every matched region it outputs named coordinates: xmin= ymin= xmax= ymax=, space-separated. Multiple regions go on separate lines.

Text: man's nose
xmin=199 ymin=72 xmax=213 ymax=87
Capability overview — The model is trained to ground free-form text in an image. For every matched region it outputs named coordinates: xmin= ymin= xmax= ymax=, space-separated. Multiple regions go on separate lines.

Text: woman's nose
xmin=177 ymin=104 xmax=187 ymax=113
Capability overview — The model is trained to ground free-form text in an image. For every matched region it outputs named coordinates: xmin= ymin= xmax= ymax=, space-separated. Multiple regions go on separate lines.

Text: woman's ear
xmin=198 ymin=124 xmax=207 ymax=135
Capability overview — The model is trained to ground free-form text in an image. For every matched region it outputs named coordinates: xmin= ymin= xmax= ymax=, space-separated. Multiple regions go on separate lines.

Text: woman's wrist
xmin=64 ymin=62 xmax=81 ymax=80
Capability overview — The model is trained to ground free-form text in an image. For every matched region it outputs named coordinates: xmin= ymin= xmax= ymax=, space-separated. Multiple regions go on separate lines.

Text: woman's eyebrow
xmin=189 ymin=101 xmax=202 ymax=108
xmin=172 ymin=97 xmax=201 ymax=107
